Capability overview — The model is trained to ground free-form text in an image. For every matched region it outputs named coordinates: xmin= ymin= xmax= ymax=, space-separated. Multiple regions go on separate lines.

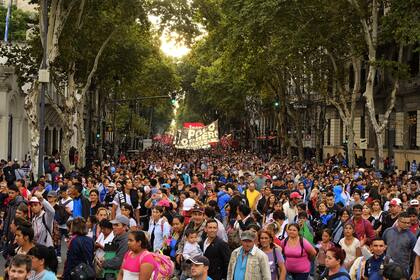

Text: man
xmin=234 ymin=204 xmax=255 ymax=234
xmin=363 ymin=238 xmax=389 ymax=280
xmin=257 ymin=187 xmax=271 ymax=214
xmin=254 ymin=171 xmax=266 ymax=191
xmin=70 ymin=182 xmax=90 ymax=219
xmin=326 ymin=191 xmax=342 ymax=214
xmin=29 ymin=191 xmax=55 ymax=247
xmin=177 ymin=206 xmax=207 ymax=263
xmin=3 ymin=184 xmax=25 ymax=243
xmin=381 ymin=198 xmax=402 ymax=235
xmin=187 ymin=256 xmax=213 ymax=280
xmin=245 ymin=182 xmax=261 ymax=211
xmin=227 ymin=230 xmax=271 ymax=280
xmin=111 ymin=178 xmax=140 ymax=222
xmin=3 ymin=160 xmax=16 ymax=185
xmin=412 ymin=236 xmax=420 ymax=280
xmin=100 ymin=214 xmax=129 ymax=270
xmin=407 ymin=207 xmax=419 ymax=236
xmin=204 ymin=207 xmax=228 ymax=242
xmin=383 ymin=212 xmax=416 ymax=277
xmin=283 ymin=191 xmax=301 ymax=222
xmin=348 ymin=204 xmax=375 ymax=244
xmin=199 ymin=219 xmax=231 ymax=280
xmin=191 ymin=176 xmax=205 ymax=194
xmin=103 ymin=181 xmax=116 ymax=209
xmin=8 ymin=254 xmax=32 ymax=280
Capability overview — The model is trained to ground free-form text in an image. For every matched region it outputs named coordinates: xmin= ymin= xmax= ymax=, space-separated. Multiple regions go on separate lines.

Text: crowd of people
xmin=0 ymin=147 xmax=419 ymax=280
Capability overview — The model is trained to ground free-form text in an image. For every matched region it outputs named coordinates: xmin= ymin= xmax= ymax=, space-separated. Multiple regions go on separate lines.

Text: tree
xmin=0 ymin=5 xmax=36 ymax=42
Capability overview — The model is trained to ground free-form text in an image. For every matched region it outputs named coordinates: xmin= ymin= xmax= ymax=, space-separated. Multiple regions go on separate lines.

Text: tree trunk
xmin=295 ymin=129 xmax=305 ymax=161
xmin=24 ymin=83 xmax=40 ymax=179
xmin=347 ymin=124 xmax=356 ymax=167
xmin=376 ymin=130 xmax=385 ymax=170
xmin=76 ymin=94 xmax=86 ymax=168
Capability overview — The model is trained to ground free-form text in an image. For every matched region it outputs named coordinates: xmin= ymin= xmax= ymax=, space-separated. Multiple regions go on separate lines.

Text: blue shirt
xmin=234 ymin=248 xmax=248 ymax=280
xmin=73 ymin=196 xmax=82 ymax=218
xmin=364 ymin=255 xmax=386 ymax=280
xmin=43 ymin=270 xmax=57 ymax=280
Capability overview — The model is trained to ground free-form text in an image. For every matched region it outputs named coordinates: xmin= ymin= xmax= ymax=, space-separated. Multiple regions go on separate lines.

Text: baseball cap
xmin=186 ymin=256 xmax=210 ymax=266
xmin=108 ymin=182 xmax=116 ymax=188
xmin=182 ymin=198 xmax=196 ymax=211
xmin=190 ymin=205 xmax=204 ymax=213
xmin=389 ymin=198 xmax=402 ymax=206
xmin=29 ymin=197 xmax=40 ymax=204
xmin=110 ymin=214 xmax=130 ymax=226
xmin=410 ymin=199 xmax=419 ymax=206
xmin=47 ymin=190 xmax=58 ymax=197
xmin=290 ymin=192 xmax=302 ymax=199
xmin=240 ymin=230 xmax=256 ymax=241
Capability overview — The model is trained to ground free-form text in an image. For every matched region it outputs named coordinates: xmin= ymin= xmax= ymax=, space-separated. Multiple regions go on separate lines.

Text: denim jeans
xmin=55 ymin=228 xmax=69 ymax=257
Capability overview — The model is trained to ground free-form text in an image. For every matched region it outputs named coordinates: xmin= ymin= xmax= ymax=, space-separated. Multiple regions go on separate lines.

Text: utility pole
xmin=38 ymin=0 xmax=49 ymax=178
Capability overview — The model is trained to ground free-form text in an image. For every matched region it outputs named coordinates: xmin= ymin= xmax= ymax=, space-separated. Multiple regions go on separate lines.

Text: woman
xmin=321 ymin=247 xmax=350 ymax=280
xmin=259 ymin=230 xmax=286 ymax=280
xmin=280 ymin=223 xmax=317 ymax=280
xmin=117 ymin=231 xmax=154 ymax=280
xmin=399 ymin=192 xmax=410 ymax=210
xmin=332 ymin=208 xmax=351 ymax=244
xmin=95 ymin=219 xmax=115 ymax=259
xmin=338 ymin=223 xmax=361 ymax=270
xmin=89 ymin=189 xmax=103 ymax=216
xmin=370 ymin=200 xmax=384 ymax=236
xmin=147 ymin=206 xmax=171 ymax=252
xmin=308 ymin=201 xmax=335 ymax=242
xmin=362 ymin=204 xmax=372 ymax=221
xmin=63 ymin=217 xmax=95 ymax=280
xmin=121 ymin=202 xmax=138 ymax=230
xmin=27 ymin=244 xmax=58 ymax=280
xmin=15 ymin=225 xmax=35 ymax=255
xmin=262 ymin=195 xmax=278 ymax=224
xmin=167 ymin=215 xmax=185 ymax=260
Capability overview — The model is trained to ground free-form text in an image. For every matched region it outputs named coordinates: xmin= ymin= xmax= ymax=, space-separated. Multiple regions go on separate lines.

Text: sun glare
xmin=160 ymin=34 xmax=190 ymax=58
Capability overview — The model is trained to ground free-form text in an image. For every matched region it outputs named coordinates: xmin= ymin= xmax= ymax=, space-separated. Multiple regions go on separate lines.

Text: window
xmin=408 ymin=111 xmax=417 ymax=149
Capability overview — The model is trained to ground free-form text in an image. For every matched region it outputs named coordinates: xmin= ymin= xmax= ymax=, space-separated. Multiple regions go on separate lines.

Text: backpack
xmin=41 ymin=213 xmax=60 ymax=246
xmin=56 ymin=200 xmax=71 ymax=225
xmin=139 ymin=251 xmax=174 ymax=280
xmin=227 ymin=225 xmax=241 ymax=250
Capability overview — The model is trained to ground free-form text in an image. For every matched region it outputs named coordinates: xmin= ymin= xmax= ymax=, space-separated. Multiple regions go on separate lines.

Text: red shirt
xmin=350 ymin=217 xmax=376 ymax=244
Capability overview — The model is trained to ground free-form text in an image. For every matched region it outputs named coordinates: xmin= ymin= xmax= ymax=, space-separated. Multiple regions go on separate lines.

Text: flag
xmin=4 ymin=0 xmax=12 ymax=42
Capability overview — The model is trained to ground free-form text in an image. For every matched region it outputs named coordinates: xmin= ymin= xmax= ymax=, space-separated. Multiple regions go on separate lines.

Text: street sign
xmin=360 ymin=138 xmax=367 ymax=149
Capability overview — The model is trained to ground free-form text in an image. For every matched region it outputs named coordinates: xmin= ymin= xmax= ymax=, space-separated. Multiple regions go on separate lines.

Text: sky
xmin=160 ymin=34 xmax=190 ymax=58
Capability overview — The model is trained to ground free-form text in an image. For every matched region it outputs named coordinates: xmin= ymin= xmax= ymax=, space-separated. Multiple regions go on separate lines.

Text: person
xmin=258 ymin=229 xmax=286 ymax=280
xmin=15 ymin=225 xmax=35 ymax=255
xmin=199 ymin=219 xmax=231 ymax=280
xmin=120 ymin=202 xmax=138 ymax=230
xmin=348 ymin=204 xmax=375 ymax=244
xmin=227 ymin=230 xmax=271 ymax=280
xmin=280 ymin=223 xmax=317 ymax=280
xmin=168 ymin=215 xmax=185 ymax=261
xmin=3 ymin=184 xmax=25 ymax=250
xmin=9 ymin=254 xmax=32 ymax=280
xmin=100 ymin=214 xmax=130 ymax=270
xmin=339 ymin=223 xmax=361 ymax=270
xmin=29 ymin=192 xmax=55 ymax=247
xmin=383 ymin=263 xmax=409 ymax=280
xmin=381 ymin=198 xmax=402 ymax=236
xmin=412 ymin=237 xmax=420 ymax=280
xmin=27 ymin=245 xmax=58 ymax=280
xmin=111 ymin=178 xmax=140 ymax=222
xmin=186 ymin=256 xmax=213 ymax=280
xmin=332 ymin=208 xmax=351 ymax=244
xmin=382 ymin=212 xmax=416 ymax=277
xmin=320 ymin=247 xmax=351 ymax=280
xmin=359 ymin=237 xmax=389 ymax=280
xmin=117 ymin=231 xmax=154 ymax=280
xmin=70 ymin=183 xmax=90 ymax=219
xmin=89 ymin=189 xmax=103 ymax=216
xmin=245 ymin=182 xmax=261 ymax=211
xmin=316 ymin=229 xmax=335 ymax=277
xmin=284 ymin=192 xmax=301 ymax=223
xmin=95 ymin=219 xmax=115 ymax=259
xmin=63 ymin=217 xmax=95 ymax=280
xmin=147 ymin=205 xmax=171 ymax=252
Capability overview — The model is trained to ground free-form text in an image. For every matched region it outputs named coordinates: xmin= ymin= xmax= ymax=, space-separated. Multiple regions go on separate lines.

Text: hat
xmin=108 ymin=182 xmax=116 ymax=187
xmin=389 ymin=198 xmax=402 ymax=206
xmin=240 ymin=230 xmax=256 ymax=241
xmin=110 ymin=214 xmax=130 ymax=226
xmin=186 ymin=256 xmax=210 ymax=266
xmin=410 ymin=199 xmax=419 ymax=206
xmin=182 ymin=198 xmax=196 ymax=211
xmin=290 ymin=192 xmax=302 ymax=199
xmin=272 ymin=176 xmax=278 ymax=180
xmin=190 ymin=205 xmax=204 ymax=213
xmin=47 ymin=190 xmax=58 ymax=197
xmin=29 ymin=197 xmax=40 ymax=204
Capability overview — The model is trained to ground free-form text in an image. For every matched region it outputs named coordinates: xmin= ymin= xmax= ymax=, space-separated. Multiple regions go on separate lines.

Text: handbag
xmin=70 ymin=262 xmax=96 ymax=280
xmin=69 ymin=236 xmax=96 ymax=280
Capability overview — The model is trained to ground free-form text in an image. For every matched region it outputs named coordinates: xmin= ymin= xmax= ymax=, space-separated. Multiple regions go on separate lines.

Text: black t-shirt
xmin=381 ymin=212 xmax=398 ymax=235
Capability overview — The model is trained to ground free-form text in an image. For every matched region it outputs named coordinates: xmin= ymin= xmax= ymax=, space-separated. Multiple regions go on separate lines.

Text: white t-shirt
xmin=112 ymin=191 xmax=140 ymax=216
xmin=96 ymin=232 xmax=115 ymax=259
xmin=414 ymin=237 xmax=420 ymax=256
xmin=339 ymin=238 xmax=361 ymax=265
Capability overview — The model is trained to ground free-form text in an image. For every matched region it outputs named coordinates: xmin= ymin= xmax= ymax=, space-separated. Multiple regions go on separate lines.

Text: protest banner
xmin=174 ymin=120 xmax=219 ymax=149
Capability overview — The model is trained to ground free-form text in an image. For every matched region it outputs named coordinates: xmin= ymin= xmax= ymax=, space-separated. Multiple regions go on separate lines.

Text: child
xmin=182 ymin=229 xmax=202 ymax=260
xmin=181 ymin=229 xmax=202 ymax=280
xmin=120 ymin=202 xmax=138 ymax=230
xmin=316 ymin=228 xmax=335 ymax=277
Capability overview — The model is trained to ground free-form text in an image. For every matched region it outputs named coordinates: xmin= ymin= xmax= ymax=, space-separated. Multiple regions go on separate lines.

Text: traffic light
xmin=274 ymin=95 xmax=280 ymax=108
xmin=170 ymin=92 xmax=176 ymax=105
